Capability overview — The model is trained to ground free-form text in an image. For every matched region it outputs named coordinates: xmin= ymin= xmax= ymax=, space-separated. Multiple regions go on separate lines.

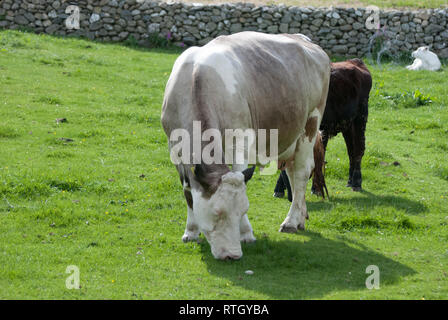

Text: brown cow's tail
xmin=311 ymin=132 xmax=330 ymax=200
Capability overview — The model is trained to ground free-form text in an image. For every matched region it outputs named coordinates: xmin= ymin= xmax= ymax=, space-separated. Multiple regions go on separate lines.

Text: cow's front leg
xmin=280 ymin=122 xmax=317 ymax=233
xmin=240 ymin=214 xmax=256 ymax=243
xmin=182 ymin=189 xmax=200 ymax=242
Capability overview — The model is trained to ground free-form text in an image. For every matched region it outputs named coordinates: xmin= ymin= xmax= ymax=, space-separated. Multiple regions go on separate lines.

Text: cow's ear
xmin=242 ymin=166 xmax=256 ymax=184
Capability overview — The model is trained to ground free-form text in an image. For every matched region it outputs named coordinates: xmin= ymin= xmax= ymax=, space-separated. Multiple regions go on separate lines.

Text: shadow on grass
xmin=307 ymin=189 xmax=427 ymax=215
xmin=200 ymin=231 xmax=415 ymax=299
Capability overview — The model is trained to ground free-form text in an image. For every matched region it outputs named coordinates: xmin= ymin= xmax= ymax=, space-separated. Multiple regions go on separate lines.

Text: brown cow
xmin=274 ymin=58 xmax=372 ymax=201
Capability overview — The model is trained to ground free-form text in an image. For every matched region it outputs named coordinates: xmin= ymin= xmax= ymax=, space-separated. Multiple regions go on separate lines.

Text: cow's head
xmin=412 ymin=46 xmax=430 ymax=60
xmin=191 ymin=164 xmax=255 ymax=260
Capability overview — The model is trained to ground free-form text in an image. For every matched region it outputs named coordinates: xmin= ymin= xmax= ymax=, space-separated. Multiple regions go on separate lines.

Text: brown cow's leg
xmin=342 ymin=128 xmax=355 ymax=188
xmin=182 ymin=189 xmax=200 ymax=242
xmin=282 ymin=170 xmax=293 ymax=202
xmin=273 ymin=172 xmax=286 ymax=198
xmin=350 ymin=116 xmax=367 ymax=191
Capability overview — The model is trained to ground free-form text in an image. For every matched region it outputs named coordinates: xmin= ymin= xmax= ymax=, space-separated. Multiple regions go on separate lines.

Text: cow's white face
xmin=192 ymin=172 xmax=250 ymax=260
xmin=412 ymin=46 xmax=428 ymax=59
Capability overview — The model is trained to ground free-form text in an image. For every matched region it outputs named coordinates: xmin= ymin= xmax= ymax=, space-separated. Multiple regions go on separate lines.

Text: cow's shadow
xmin=306 ymin=189 xmax=427 ymax=215
xmin=199 ymin=231 xmax=415 ymax=299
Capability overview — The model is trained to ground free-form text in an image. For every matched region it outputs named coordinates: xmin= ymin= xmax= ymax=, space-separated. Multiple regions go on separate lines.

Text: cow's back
xmin=321 ymin=59 xmax=372 ymax=134
xmin=212 ymin=33 xmax=330 ymax=152
xmin=162 ymin=32 xmax=331 ymax=157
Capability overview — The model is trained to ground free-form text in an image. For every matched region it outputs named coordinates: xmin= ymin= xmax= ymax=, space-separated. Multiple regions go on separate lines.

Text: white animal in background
xmin=406 ymin=46 xmax=441 ymax=71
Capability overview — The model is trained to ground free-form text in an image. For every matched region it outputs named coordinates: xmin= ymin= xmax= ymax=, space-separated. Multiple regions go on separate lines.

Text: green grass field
xmin=0 ymin=30 xmax=447 ymax=299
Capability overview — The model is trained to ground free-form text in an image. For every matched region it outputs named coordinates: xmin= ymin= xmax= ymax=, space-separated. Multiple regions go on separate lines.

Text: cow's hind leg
xmin=273 ymin=173 xmax=286 ymax=198
xmin=279 ymin=113 xmax=319 ymax=233
xmin=281 ymin=170 xmax=293 ymax=202
xmin=182 ymin=189 xmax=200 ymax=242
xmin=342 ymin=128 xmax=355 ymax=188
xmin=350 ymin=115 xmax=367 ymax=191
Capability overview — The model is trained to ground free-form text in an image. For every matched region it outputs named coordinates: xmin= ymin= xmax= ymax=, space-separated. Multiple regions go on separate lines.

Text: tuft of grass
xmin=378 ymin=89 xmax=434 ymax=108
xmin=0 ymin=126 xmax=21 ymax=138
xmin=338 ymin=215 xmax=417 ymax=233
xmin=33 ymin=96 xmax=63 ymax=105
xmin=435 ymin=166 xmax=448 ymax=181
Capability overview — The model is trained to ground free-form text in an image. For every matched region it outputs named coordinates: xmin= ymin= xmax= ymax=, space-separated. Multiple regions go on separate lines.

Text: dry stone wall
xmin=1 ymin=0 xmax=447 ymax=58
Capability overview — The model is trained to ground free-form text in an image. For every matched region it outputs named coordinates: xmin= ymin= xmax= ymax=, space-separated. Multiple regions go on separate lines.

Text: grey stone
xmin=424 ymin=35 xmax=434 ymax=43
xmin=89 ymin=22 xmax=102 ymax=31
xmin=332 ymin=11 xmax=340 ymax=19
xmin=45 ymin=24 xmax=60 ymax=34
xmin=426 ymin=23 xmax=444 ymax=33
xmin=281 ymin=13 xmax=292 ymax=24
xmin=311 ymin=18 xmax=323 ymax=27
xmin=266 ymin=25 xmax=278 ymax=33
xmin=279 ymin=23 xmax=288 ymax=33
xmin=333 ymin=45 xmax=348 ymax=54
xmin=24 ymin=12 xmax=35 ymax=22
xmin=119 ymin=31 xmax=129 ymax=38
xmin=90 ymin=13 xmax=100 ymax=24
xmin=229 ymin=23 xmax=242 ymax=33
xmin=438 ymin=47 xmax=448 ymax=58
xmin=352 ymin=22 xmax=363 ymax=30
xmin=205 ymin=21 xmax=216 ymax=32
xmin=148 ymin=23 xmax=160 ymax=33
xmin=48 ymin=10 xmax=58 ymax=19
xmin=14 ymin=15 xmax=28 ymax=25
xmin=434 ymin=42 xmax=446 ymax=50
xmin=182 ymin=36 xmax=196 ymax=45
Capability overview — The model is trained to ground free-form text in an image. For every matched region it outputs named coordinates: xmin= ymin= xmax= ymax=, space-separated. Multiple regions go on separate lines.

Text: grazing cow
xmin=274 ymin=58 xmax=372 ymax=201
xmin=161 ymin=32 xmax=330 ymax=260
xmin=406 ymin=46 xmax=441 ymax=71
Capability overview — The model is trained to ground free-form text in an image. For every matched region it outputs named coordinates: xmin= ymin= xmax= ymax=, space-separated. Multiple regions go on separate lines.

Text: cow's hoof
xmin=182 ymin=232 xmax=199 ymax=242
xmin=273 ymin=192 xmax=285 ymax=198
xmin=352 ymin=186 xmax=362 ymax=192
xmin=279 ymin=224 xmax=298 ymax=233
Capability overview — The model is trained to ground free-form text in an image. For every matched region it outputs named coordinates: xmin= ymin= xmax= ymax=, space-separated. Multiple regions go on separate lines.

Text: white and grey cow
xmin=406 ymin=46 xmax=441 ymax=71
xmin=161 ymin=32 xmax=331 ymax=260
